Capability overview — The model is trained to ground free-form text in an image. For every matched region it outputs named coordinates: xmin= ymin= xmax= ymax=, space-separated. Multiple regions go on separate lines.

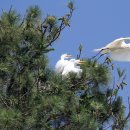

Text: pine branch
xmin=44 ymin=7 xmax=73 ymax=48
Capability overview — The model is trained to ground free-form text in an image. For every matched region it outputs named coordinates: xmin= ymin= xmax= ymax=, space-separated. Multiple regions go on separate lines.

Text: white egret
xmin=55 ymin=54 xmax=72 ymax=73
xmin=94 ymin=37 xmax=130 ymax=61
xmin=62 ymin=59 xmax=85 ymax=77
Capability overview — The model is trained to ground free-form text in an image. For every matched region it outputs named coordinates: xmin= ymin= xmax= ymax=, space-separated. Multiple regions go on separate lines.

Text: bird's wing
xmin=115 ymin=37 xmax=130 ymax=41
xmin=110 ymin=48 xmax=130 ymax=61
xmin=106 ymin=37 xmax=130 ymax=48
xmin=106 ymin=40 xmax=123 ymax=48
xmin=55 ymin=60 xmax=69 ymax=73
xmin=93 ymin=37 xmax=130 ymax=53
xmin=93 ymin=39 xmax=124 ymax=52
xmin=62 ymin=63 xmax=73 ymax=76
xmin=55 ymin=61 xmax=62 ymax=72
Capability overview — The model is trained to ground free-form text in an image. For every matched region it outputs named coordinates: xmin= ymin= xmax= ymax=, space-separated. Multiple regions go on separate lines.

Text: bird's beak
xmin=78 ymin=60 xmax=86 ymax=64
xmin=66 ymin=54 xmax=72 ymax=58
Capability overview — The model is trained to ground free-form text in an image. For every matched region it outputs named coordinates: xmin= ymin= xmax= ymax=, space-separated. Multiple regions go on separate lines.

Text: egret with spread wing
xmin=62 ymin=59 xmax=85 ymax=77
xmin=55 ymin=54 xmax=72 ymax=73
xmin=94 ymin=37 xmax=130 ymax=61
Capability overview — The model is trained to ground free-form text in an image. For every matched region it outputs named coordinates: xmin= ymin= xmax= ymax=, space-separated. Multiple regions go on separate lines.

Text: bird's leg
xmin=91 ymin=48 xmax=110 ymax=62
xmin=91 ymin=50 xmax=102 ymax=59
xmin=97 ymin=52 xmax=108 ymax=60
xmin=91 ymin=48 xmax=107 ymax=59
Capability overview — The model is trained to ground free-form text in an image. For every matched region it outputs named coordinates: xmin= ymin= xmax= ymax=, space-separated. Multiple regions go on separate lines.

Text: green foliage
xmin=0 ymin=108 xmax=22 ymax=129
xmin=81 ymin=59 xmax=110 ymax=85
xmin=0 ymin=3 xmax=129 ymax=130
xmin=68 ymin=1 xmax=74 ymax=10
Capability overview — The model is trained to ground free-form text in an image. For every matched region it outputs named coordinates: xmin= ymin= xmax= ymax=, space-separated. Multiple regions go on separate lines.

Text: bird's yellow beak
xmin=66 ymin=54 xmax=72 ymax=58
xmin=78 ymin=60 xmax=86 ymax=64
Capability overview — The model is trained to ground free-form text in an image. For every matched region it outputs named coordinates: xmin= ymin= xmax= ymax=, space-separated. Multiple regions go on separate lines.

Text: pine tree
xmin=0 ymin=2 xmax=129 ymax=130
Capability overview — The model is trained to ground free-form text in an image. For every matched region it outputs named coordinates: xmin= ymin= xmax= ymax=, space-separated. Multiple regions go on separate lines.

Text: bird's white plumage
xmin=62 ymin=59 xmax=83 ymax=77
xmin=94 ymin=37 xmax=130 ymax=61
xmin=106 ymin=37 xmax=130 ymax=47
xmin=111 ymin=48 xmax=130 ymax=61
xmin=55 ymin=54 xmax=72 ymax=73
xmin=94 ymin=37 xmax=130 ymax=51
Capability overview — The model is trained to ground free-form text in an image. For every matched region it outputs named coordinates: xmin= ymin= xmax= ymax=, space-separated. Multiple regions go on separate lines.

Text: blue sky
xmin=1 ymin=0 xmax=130 ymax=115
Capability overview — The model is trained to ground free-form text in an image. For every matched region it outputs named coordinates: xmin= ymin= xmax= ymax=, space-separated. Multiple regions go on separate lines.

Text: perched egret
xmin=55 ymin=54 xmax=72 ymax=73
xmin=94 ymin=37 xmax=130 ymax=61
xmin=62 ymin=59 xmax=85 ymax=77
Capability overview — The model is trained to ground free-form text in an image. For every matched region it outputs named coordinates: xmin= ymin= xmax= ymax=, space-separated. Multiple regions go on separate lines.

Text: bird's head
xmin=71 ymin=59 xmax=85 ymax=65
xmin=61 ymin=54 xmax=72 ymax=59
xmin=77 ymin=60 xmax=86 ymax=65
